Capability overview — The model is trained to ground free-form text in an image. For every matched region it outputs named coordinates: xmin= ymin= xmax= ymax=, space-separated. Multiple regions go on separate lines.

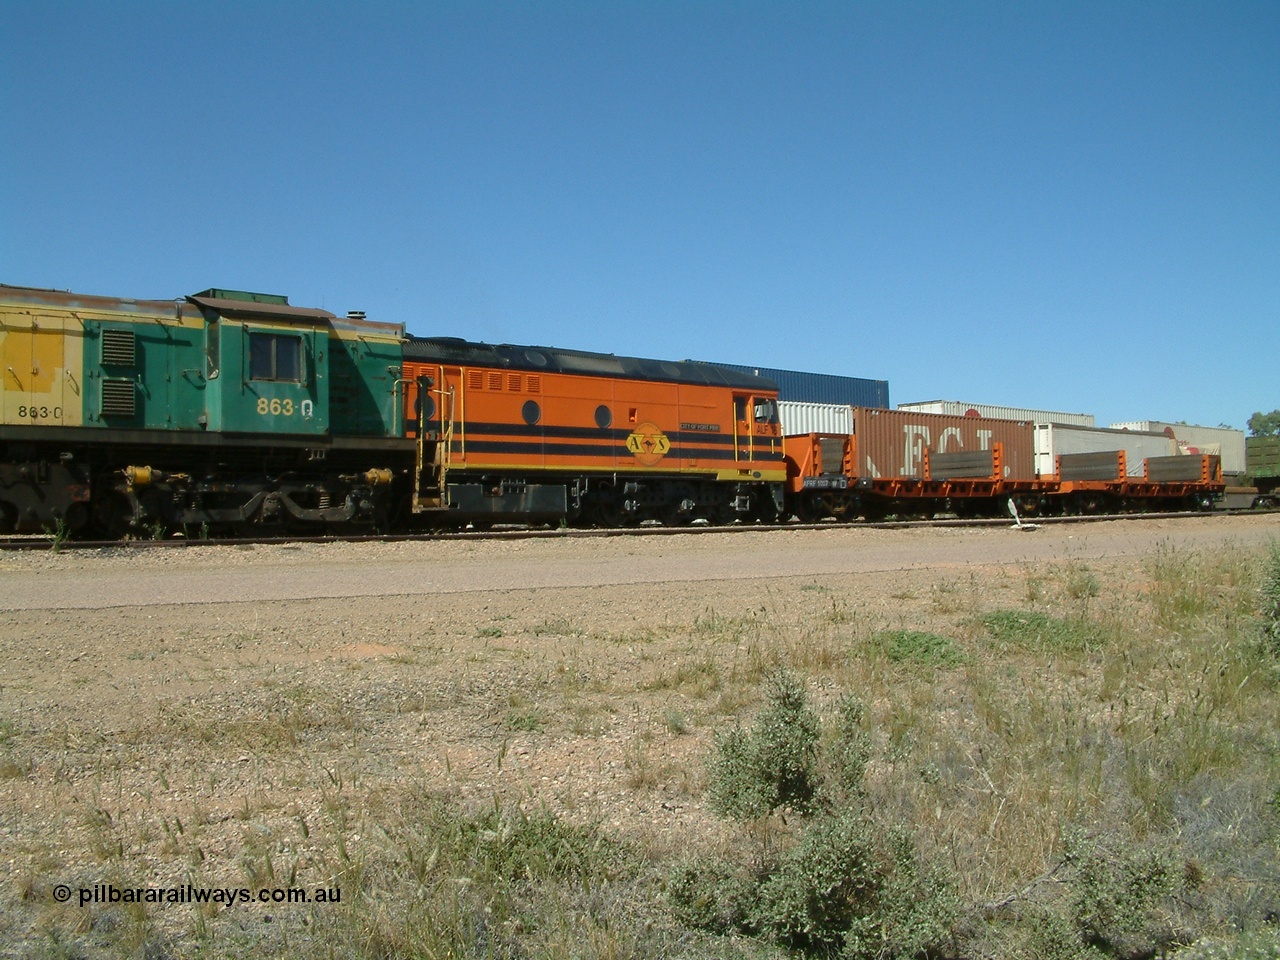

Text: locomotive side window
xmin=753 ymin=397 xmax=779 ymax=425
xmin=249 ymin=333 xmax=302 ymax=382
xmin=206 ymin=319 xmax=220 ymax=378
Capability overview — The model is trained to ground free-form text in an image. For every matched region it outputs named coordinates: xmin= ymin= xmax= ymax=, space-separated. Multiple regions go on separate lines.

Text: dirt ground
xmin=0 ymin=513 xmax=1277 ymax=955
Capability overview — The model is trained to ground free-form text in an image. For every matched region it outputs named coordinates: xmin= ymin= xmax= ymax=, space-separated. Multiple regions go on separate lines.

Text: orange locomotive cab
xmin=402 ymin=338 xmax=785 ymax=526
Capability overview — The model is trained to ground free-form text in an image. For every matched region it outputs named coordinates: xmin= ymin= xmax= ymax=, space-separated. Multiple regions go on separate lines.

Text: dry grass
xmin=1 ymin=540 xmax=1278 ymax=958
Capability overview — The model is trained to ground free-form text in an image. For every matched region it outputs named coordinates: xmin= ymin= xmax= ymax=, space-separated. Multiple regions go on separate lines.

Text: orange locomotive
xmin=401 ymin=338 xmax=786 ymax=526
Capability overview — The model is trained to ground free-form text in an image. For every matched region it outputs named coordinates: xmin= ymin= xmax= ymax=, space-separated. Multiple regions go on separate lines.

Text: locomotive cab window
xmin=249 ymin=333 xmax=302 ymax=382
xmin=753 ymin=397 xmax=779 ymax=425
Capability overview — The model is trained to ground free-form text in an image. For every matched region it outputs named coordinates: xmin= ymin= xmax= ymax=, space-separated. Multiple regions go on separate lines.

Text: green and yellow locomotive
xmin=0 ymin=284 xmax=412 ymax=536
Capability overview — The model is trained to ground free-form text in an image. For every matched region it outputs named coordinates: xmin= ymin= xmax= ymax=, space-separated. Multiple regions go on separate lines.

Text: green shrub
xmin=690 ymin=674 xmax=957 ymax=959
xmin=707 ymin=670 xmax=820 ymax=820
xmin=743 ymin=815 xmax=956 ymax=959
xmin=824 ymin=694 xmax=871 ymax=805
xmin=842 ymin=827 xmax=958 ymax=960
xmin=751 ymin=812 xmax=880 ymax=952
xmin=1261 ymin=545 xmax=1280 ymax=653
xmin=1174 ymin=930 xmax=1280 ymax=959
xmin=1068 ymin=832 xmax=1177 ymax=956
xmin=667 ymin=858 xmax=756 ymax=934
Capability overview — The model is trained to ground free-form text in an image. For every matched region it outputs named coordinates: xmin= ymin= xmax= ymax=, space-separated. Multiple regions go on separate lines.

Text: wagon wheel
xmin=792 ymin=494 xmax=819 ymax=523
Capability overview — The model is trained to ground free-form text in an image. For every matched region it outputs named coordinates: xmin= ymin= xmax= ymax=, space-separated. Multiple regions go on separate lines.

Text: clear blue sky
xmin=3 ymin=2 xmax=1276 ymax=430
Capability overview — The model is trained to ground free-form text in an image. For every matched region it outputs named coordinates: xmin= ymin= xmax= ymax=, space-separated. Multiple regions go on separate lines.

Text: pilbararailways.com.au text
xmin=54 ymin=883 xmax=341 ymax=908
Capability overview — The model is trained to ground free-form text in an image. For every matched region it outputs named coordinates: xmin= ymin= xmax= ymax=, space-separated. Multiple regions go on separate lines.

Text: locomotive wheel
xmin=92 ymin=491 xmax=136 ymax=539
xmin=591 ymin=484 xmax=635 ymax=527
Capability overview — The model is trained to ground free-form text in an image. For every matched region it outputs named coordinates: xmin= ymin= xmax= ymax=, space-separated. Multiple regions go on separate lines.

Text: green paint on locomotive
xmin=328 ymin=317 xmax=404 ymax=438
xmin=2 ymin=284 xmax=405 ymax=440
xmin=199 ymin=318 xmax=330 ymax=435
xmin=81 ymin=318 xmax=207 ymax=430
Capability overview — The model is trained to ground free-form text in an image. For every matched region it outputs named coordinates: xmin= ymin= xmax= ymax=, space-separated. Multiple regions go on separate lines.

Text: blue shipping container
xmin=690 ymin=360 xmax=890 ymax=409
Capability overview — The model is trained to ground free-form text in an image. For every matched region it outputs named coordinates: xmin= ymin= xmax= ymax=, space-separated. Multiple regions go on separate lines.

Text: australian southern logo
xmin=626 ymin=421 xmax=671 ymax=465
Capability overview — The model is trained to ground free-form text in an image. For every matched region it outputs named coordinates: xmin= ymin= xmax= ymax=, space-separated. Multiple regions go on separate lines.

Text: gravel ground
xmin=0 ymin=513 xmax=1276 ymax=956
xmin=2 ymin=514 xmax=1276 ymax=611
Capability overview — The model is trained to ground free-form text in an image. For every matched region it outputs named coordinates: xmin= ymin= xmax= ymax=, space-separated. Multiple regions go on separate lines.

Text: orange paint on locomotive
xmin=401 ymin=359 xmax=784 ymax=480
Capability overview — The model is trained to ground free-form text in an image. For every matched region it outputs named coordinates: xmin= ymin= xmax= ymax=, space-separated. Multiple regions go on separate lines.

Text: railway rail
xmin=1 ymin=507 xmax=1267 ymax=552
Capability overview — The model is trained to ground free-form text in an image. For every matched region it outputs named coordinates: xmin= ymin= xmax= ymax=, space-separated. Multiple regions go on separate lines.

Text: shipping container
xmin=898 ymin=399 xmax=1094 ymax=427
xmin=1109 ymin=421 xmax=1246 ymax=474
xmin=1034 ymin=423 xmax=1176 ymax=477
xmin=778 ymin=400 xmax=854 ymax=436
xmin=692 ymin=361 xmax=889 ymax=408
xmin=851 ymin=407 xmax=1036 ymax=480
xmin=1247 ymin=435 xmax=1280 ymax=481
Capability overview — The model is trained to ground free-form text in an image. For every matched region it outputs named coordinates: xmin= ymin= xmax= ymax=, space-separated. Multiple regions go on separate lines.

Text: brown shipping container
xmin=852 ymin=407 xmax=1036 ymax=480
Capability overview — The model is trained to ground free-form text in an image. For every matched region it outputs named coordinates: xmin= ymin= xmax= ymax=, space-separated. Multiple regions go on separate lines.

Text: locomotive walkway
xmin=2 ymin=514 xmax=1276 ymax=612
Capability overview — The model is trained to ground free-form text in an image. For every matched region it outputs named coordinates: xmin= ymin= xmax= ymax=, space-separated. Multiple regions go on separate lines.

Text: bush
xmin=667 ymin=858 xmax=756 ymax=934
xmin=689 ymin=675 xmax=957 ymax=959
xmin=707 ymin=670 xmax=820 ymax=820
xmin=1174 ymin=930 xmax=1280 ymax=959
xmin=824 ymin=694 xmax=871 ymax=806
xmin=1068 ymin=832 xmax=1178 ymax=957
xmin=1261 ymin=545 xmax=1280 ymax=653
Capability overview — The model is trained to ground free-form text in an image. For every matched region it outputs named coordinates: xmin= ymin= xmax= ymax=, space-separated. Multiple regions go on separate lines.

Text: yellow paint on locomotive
xmin=0 ymin=306 xmax=86 ymax=428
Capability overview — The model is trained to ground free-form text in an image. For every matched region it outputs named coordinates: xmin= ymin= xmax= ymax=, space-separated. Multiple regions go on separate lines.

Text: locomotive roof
xmin=404 ymin=336 xmax=778 ymax=392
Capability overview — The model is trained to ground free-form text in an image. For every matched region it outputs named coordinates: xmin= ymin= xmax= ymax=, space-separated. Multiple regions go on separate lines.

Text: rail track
xmin=0 ymin=507 xmax=1268 ymax=552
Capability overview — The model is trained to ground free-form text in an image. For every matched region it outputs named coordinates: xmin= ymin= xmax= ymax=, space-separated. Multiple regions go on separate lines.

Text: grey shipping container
xmin=779 ymin=400 xmax=855 ymax=436
xmin=1109 ymin=421 xmax=1246 ymax=474
xmin=1034 ymin=424 xmax=1177 ymax=477
xmin=692 ymin=360 xmax=889 ymax=408
xmin=852 ymin=407 xmax=1036 ymax=480
xmin=899 ymin=400 xmax=1094 ymax=427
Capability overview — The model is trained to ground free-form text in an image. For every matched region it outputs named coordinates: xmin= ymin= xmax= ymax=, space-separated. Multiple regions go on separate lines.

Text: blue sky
xmin=3 ymin=2 xmax=1276 ymax=430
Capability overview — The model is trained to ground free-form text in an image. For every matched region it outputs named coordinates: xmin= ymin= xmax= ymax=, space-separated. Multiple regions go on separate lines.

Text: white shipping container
xmin=1034 ymin=423 xmax=1177 ymax=477
xmin=899 ymin=400 xmax=1094 ymax=427
xmin=1109 ymin=421 xmax=1246 ymax=474
xmin=779 ymin=400 xmax=854 ymax=436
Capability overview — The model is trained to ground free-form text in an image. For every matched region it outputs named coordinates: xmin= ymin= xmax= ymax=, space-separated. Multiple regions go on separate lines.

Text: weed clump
xmin=682 ymin=671 xmax=958 ymax=959
xmin=1260 ymin=544 xmax=1280 ymax=654
xmin=976 ymin=609 xmax=1106 ymax=653
xmin=1067 ymin=831 xmax=1178 ymax=957
xmin=707 ymin=669 xmax=820 ymax=820
xmin=874 ymin=628 xmax=967 ymax=668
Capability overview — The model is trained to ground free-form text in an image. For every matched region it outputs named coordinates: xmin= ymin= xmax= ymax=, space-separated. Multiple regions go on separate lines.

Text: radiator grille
xmin=101 ymin=329 xmax=136 ymax=366
xmin=818 ymin=437 xmax=845 ymax=474
xmin=101 ymin=379 xmax=136 ymax=417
